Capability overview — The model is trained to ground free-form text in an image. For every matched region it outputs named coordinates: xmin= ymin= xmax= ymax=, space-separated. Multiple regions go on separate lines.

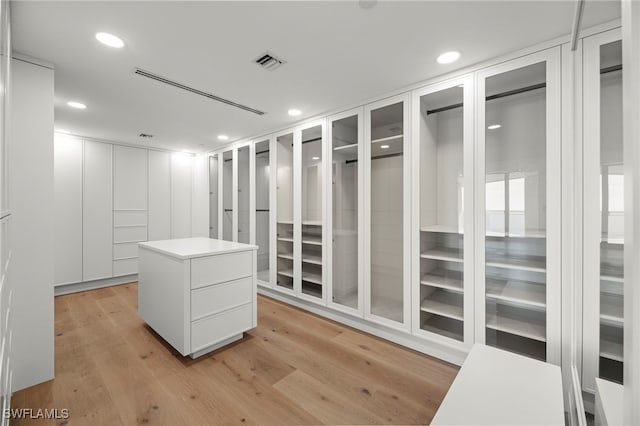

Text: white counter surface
xmin=595 ymin=378 xmax=623 ymax=426
xmin=139 ymin=237 xmax=257 ymax=260
xmin=431 ymin=344 xmax=564 ymax=425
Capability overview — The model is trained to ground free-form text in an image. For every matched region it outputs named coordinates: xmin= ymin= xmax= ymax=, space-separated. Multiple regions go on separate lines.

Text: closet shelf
xmin=600 ymin=337 xmax=623 ymax=362
xmin=421 ymin=269 xmax=463 ymax=293
xmin=277 ymin=237 xmax=294 ymax=243
xmin=486 ymin=279 xmax=546 ymax=309
xmin=302 ymin=237 xmax=322 ymax=246
xmin=371 ymin=134 xmax=403 ymax=145
xmin=420 ymin=290 xmax=463 ymax=321
xmin=486 ymin=230 xmax=546 ymax=239
xmin=301 ymin=283 xmax=322 ymax=298
xmin=600 ymin=274 xmax=624 ymax=284
xmin=302 ymin=271 xmax=322 ymax=285
xmin=600 ymin=293 xmax=624 ymax=327
xmin=486 ymin=312 xmax=546 ymax=342
xmin=421 ymin=247 xmax=463 ymax=263
xmin=277 ymin=254 xmax=294 ymax=261
xmin=421 ymin=316 xmax=463 ymax=342
xmin=302 ymin=254 xmax=323 ymax=265
xmin=601 ymin=235 xmax=624 ymax=245
xmin=485 ymin=254 xmax=546 ymax=273
xmin=421 ymin=225 xmax=463 ymax=234
xmin=277 ymin=220 xmax=294 ymax=225
xmin=333 ymin=143 xmax=357 ymax=151
xmin=277 ymin=269 xmax=294 ymax=279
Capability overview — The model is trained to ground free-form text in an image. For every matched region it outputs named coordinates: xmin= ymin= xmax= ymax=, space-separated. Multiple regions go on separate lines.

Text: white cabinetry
xmin=148 ymin=150 xmax=171 ymax=241
xmin=53 ymin=135 xmax=82 ymax=285
xmin=82 ymin=140 xmax=113 ymax=281
xmin=170 ymin=153 xmax=193 ymax=239
xmin=138 ymin=237 xmax=257 ymax=358
xmin=113 ymin=146 xmax=148 ymax=276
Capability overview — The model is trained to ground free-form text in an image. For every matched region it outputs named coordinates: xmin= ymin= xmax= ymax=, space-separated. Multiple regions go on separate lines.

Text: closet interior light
xmin=67 ymin=101 xmax=87 ymax=109
xmin=95 ymin=32 xmax=125 ymax=48
xmin=487 ymin=124 xmax=501 ymax=130
xmin=380 ymin=145 xmax=390 ymax=149
xmin=288 ymin=109 xmax=302 ymax=117
xmin=217 ymin=134 xmax=229 ymax=141
xmin=437 ymin=51 xmax=461 ymax=64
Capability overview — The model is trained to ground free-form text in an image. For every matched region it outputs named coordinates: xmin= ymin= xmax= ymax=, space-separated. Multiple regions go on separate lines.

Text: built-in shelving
xmin=302 ymin=254 xmax=322 ymax=265
xmin=486 ymin=311 xmax=546 ymax=343
xmin=420 ymin=269 xmax=463 ymax=293
xmin=485 ymin=253 xmax=546 ymax=273
xmin=371 ymin=134 xmax=403 ymax=145
xmin=420 ymin=290 xmax=463 ymax=321
xmin=600 ymin=294 xmax=624 ymax=327
xmin=421 ymin=247 xmax=463 ymax=263
xmin=486 ymin=279 xmax=546 ymax=309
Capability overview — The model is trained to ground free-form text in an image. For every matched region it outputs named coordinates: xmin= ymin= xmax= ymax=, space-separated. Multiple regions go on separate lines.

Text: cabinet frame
xmin=326 ymin=107 xmax=365 ymax=317
xmin=474 ymin=46 xmax=562 ymax=365
xmin=364 ymin=93 xmax=412 ymax=332
xmin=410 ymin=74 xmax=475 ymax=347
xmin=582 ymin=28 xmax=623 ymax=393
xmin=235 ymin=141 xmax=253 ymax=244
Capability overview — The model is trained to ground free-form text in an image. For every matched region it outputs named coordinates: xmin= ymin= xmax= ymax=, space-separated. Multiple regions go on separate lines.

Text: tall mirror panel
xmin=209 ymin=154 xmax=218 ymax=238
xmin=484 ymin=61 xmax=548 ymax=361
xmin=370 ymin=101 xmax=404 ymax=323
xmin=331 ymin=115 xmax=359 ymax=310
xmin=418 ymin=85 xmax=465 ymax=341
xmin=222 ymin=150 xmax=233 ymax=241
xmin=276 ymin=132 xmax=294 ymax=291
xmin=255 ymin=139 xmax=271 ymax=284
xmin=301 ymin=125 xmax=324 ymax=299
xmin=237 ymin=145 xmax=250 ymax=244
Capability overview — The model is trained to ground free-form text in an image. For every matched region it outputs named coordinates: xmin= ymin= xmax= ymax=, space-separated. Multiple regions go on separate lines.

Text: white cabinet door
xmin=148 ymin=150 xmax=171 ymax=241
xmin=83 ymin=140 xmax=113 ymax=281
xmin=113 ymin=145 xmax=147 ymax=210
xmin=53 ymin=135 xmax=82 ymax=286
xmin=171 ymin=153 xmax=192 ymax=238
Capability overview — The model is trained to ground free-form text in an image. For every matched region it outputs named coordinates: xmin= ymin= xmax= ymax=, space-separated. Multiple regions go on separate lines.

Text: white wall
xmin=191 ymin=153 xmax=209 ymax=238
xmin=10 ymin=58 xmax=54 ymax=391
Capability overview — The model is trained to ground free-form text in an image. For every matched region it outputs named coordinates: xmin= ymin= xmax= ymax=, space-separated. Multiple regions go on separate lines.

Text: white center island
xmin=138 ymin=237 xmax=258 ymax=358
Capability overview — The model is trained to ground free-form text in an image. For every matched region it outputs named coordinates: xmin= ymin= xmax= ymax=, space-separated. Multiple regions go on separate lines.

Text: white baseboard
xmin=54 ymin=275 xmax=137 ymax=296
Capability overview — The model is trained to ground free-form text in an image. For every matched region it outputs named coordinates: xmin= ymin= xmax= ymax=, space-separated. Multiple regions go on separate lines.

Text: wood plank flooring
xmin=11 ymin=283 xmax=458 ymax=425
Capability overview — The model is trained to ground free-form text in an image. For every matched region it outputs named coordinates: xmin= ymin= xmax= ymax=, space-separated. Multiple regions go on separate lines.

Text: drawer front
xmin=191 ymin=277 xmax=252 ymax=321
xmin=113 ymin=258 xmax=138 ymax=276
xmin=191 ymin=303 xmax=253 ymax=352
xmin=113 ymin=242 xmax=139 ymax=260
xmin=191 ymin=251 xmax=252 ymax=289
xmin=114 ymin=225 xmax=148 ymax=243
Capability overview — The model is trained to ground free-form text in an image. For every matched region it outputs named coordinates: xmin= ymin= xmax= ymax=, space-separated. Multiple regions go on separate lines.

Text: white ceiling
xmin=12 ymin=1 xmax=620 ymax=153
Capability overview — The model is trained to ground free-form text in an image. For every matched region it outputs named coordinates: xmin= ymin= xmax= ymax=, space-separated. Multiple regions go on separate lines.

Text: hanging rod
xmin=302 ymin=137 xmax=322 ymax=145
xmin=224 ymin=209 xmax=233 ymax=212
xmin=256 ymin=209 xmax=270 ymax=212
xmin=256 ymin=149 xmax=270 ymax=155
xmin=601 ymin=64 xmax=622 ymax=74
xmin=345 ymin=152 xmax=403 ymax=164
xmin=426 ymin=82 xmax=546 ymax=115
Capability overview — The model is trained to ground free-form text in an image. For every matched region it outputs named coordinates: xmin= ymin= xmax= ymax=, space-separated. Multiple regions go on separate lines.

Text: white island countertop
xmin=139 ymin=237 xmax=258 ymax=260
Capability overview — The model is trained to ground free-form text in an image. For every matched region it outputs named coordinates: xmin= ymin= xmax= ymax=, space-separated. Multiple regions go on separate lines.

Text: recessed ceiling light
xmin=288 ymin=109 xmax=302 ymax=117
xmin=312 ymin=156 xmax=320 ymax=160
xmin=437 ymin=51 xmax=461 ymax=65
xmin=487 ymin=124 xmax=501 ymax=130
xmin=95 ymin=32 xmax=124 ymax=48
xmin=217 ymin=134 xmax=229 ymax=141
xmin=67 ymin=101 xmax=87 ymax=109
xmin=380 ymin=145 xmax=390 ymax=149
xmin=56 ymin=129 xmax=71 ymax=134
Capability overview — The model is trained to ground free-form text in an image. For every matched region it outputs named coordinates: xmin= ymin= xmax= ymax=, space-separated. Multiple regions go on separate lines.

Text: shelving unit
xmin=414 ymin=81 xmax=469 ymax=343
xmin=276 ymin=131 xmax=294 ymax=292
xmin=478 ymin=52 xmax=560 ymax=363
xmin=222 ymin=149 xmax=233 ymax=241
xmin=237 ymin=145 xmax=250 ymax=244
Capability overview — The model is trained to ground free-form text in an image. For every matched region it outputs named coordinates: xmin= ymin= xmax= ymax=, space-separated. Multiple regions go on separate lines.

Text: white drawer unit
xmin=138 ymin=237 xmax=258 ymax=358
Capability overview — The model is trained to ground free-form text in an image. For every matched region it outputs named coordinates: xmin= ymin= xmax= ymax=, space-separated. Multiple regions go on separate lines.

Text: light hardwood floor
xmin=12 ymin=283 xmax=458 ymax=425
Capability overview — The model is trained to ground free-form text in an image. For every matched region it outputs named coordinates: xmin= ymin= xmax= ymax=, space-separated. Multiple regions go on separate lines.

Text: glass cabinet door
xmin=300 ymin=123 xmax=325 ymax=301
xmin=478 ymin=49 xmax=561 ymax=363
xmin=275 ymin=132 xmax=295 ymax=292
xmin=366 ymin=95 xmax=410 ymax=328
xmin=237 ymin=145 xmax=250 ymax=244
xmin=329 ymin=110 xmax=362 ymax=313
xmin=413 ymin=78 xmax=472 ymax=343
xmin=209 ymin=154 xmax=218 ymax=239
xmin=222 ymin=149 xmax=234 ymax=241
xmin=583 ymin=33 xmax=623 ymax=389
xmin=255 ymin=139 xmax=271 ymax=285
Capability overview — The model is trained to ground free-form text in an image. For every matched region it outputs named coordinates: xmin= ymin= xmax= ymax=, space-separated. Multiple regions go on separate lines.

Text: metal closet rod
xmin=345 ymin=152 xmax=403 ymax=164
xmin=425 ymin=64 xmax=621 ymax=116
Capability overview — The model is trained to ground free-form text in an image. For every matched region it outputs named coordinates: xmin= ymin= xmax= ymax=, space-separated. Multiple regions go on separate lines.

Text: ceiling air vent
xmin=254 ymin=52 xmax=285 ymax=71
xmin=134 ymin=68 xmax=265 ymax=116
xmin=139 ymin=133 xmax=154 ymax=138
